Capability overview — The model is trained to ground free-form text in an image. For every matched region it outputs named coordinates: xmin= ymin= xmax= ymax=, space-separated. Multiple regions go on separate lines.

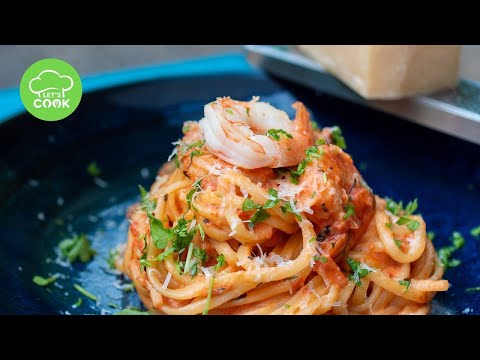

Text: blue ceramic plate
xmin=0 ymin=54 xmax=479 ymax=315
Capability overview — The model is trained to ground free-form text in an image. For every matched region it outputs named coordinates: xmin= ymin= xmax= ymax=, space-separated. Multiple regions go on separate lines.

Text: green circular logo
xmin=20 ymin=58 xmax=82 ymax=121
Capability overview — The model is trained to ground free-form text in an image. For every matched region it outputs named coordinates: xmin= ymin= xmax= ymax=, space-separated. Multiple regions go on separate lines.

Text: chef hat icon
xmin=29 ymin=70 xmax=74 ymax=97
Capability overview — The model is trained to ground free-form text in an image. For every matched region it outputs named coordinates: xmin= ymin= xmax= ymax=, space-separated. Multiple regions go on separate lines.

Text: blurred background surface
xmin=0 ymin=45 xmax=478 ymax=88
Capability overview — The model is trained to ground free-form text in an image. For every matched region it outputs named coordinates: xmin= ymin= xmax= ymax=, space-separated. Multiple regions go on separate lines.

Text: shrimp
xmin=199 ymin=97 xmax=314 ymax=169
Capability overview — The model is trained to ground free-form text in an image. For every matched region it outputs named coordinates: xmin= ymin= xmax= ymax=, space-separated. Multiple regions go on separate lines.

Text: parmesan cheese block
xmin=298 ymin=45 xmax=461 ymax=99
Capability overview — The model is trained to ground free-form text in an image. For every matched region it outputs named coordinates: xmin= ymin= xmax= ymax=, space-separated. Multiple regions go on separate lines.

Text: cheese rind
xmin=298 ymin=45 xmax=461 ymax=100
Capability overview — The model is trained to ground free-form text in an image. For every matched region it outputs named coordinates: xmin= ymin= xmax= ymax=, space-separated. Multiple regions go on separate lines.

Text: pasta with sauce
xmin=120 ymin=96 xmax=448 ymax=315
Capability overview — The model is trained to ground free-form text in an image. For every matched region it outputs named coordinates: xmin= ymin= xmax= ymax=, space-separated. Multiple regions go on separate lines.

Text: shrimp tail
xmin=292 ymin=101 xmax=314 ymax=140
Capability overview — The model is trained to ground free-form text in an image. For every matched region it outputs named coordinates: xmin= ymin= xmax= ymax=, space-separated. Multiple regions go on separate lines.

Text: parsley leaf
xmin=264 ymin=188 xmax=280 ymax=209
xmin=115 ymin=308 xmax=150 ymax=315
xmin=58 ymin=234 xmax=96 ymax=263
xmin=290 ymin=146 xmax=324 ymax=184
xmin=172 ymin=218 xmax=196 ymax=252
xmin=343 ymin=201 xmax=355 ymax=219
xmin=138 ymin=185 xmax=156 ymax=213
xmin=394 ymin=239 xmax=402 ymax=248
xmin=242 ymin=198 xmax=271 ymax=225
xmin=266 ymin=129 xmax=293 ymax=141
xmin=330 ymin=126 xmax=346 ymax=149
xmin=140 ymin=236 xmax=149 ymax=271
xmin=203 ymin=276 xmax=215 ymax=315
xmin=347 ymin=258 xmax=375 ymax=286
xmin=182 ymin=125 xmax=191 ymax=134
xmin=148 ymin=214 xmax=173 ymax=249
xmin=386 ymin=198 xmax=403 ymax=215
xmin=242 ymin=198 xmax=258 ymax=212
xmin=470 ymin=225 xmax=480 ymax=238
xmin=398 ymin=279 xmax=411 ymax=290
xmin=33 ymin=274 xmax=59 ymax=287
xmin=186 ymin=188 xmax=198 ymax=211
xmin=396 ymin=217 xmax=420 ymax=231
xmin=437 ymin=231 xmax=465 ymax=269
xmin=74 ymin=284 xmax=97 ymax=302
xmin=404 ymin=198 xmax=418 ymax=215
xmin=215 ymin=254 xmax=225 ymax=271
xmin=153 ymin=247 xmax=175 ymax=262
xmin=86 ymin=161 xmax=101 ymax=177
xmin=250 ymin=208 xmax=271 ymax=225
xmin=197 ymin=224 xmax=205 ymax=240
xmin=386 ymin=197 xmax=419 ymax=216
xmin=186 ymin=139 xmax=206 ymax=151
xmin=281 ymin=201 xmax=302 ymax=222
xmin=73 ymin=298 xmax=82 ymax=308
xmin=107 ymin=249 xmax=118 ymax=270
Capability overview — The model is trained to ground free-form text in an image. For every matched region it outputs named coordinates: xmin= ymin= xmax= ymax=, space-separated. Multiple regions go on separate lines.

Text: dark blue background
xmin=0 ymin=63 xmax=479 ymax=314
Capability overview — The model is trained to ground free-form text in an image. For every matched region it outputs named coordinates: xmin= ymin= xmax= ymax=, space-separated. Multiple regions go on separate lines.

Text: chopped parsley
xmin=266 ymin=129 xmax=293 ymax=141
xmin=465 ymin=287 xmax=480 ymax=293
xmin=225 ymin=108 xmax=234 ymax=115
xmin=148 ymin=214 xmax=172 ymax=249
xmin=215 ymin=254 xmax=225 ymax=271
xmin=153 ymin=247 xmax=175 ymax=262
xmin=347 ymin=258 xmax=375 ymax=286
xmin=58 ymin=234 xmax=96 ymax=263
xmin=197 ymin=224 xmax=205 ymax=240
xmin=437 ymin=231 xmax=465 ymax=269
xmin=138 ymin=185 xmax=157 ymax=213
xmin=203 ymin=276 xmax=215 ymax=315
xmin=330 ymin=126 xmax=347 ymax=149
xmin=183 ymin=243 xmax=208 ymax=277
xmin=73 ymin=284 xmax=97 ymax=302
xmin=385 ymin=222 xmax=392 ymax=228
xmin=398 ymin=279 xmax=411 ymax=291
xmin=315 ymin=139 xmax=326 ymax=146
xmin=343 ymin=201 xmax=355 ymax=219
xmin=33 ymin=274 xmax=59 ymax=287
xmin=107 ymin=249 xmax=118 ymax=270
xmin=264 ymin=188 xmax=281 ymax=209
xmin=284 ymin=304 xmax=291 ymax=309
xmin=319 ymin=256 xmax=328 ymax=263
xmin=280 ymin=201 xmax=302 ymax=222
xmin=140 ymin=235 xmax=149 ymax=271
xmin=115 ymin=308 xmax=150 ymax=315
xmin=86 ymin=161 xmax=101 ymax=177
xmin=386 ymin=198 xmax=418 ymax=216
xmin=394 ymin=239 xmax=402 ymax=248
xmin=470 ymin=225 xmax=480 ymax=238
xmin=190 ymin=149 xmax=203 ymax=160
xmin=396 ymin=217 xmax=420 ymax=231
xmin=250 ymin=208 xmax=271 ymax=225
xmin=290 ymin=145 xmax=324 ymax=184
xmin=172 ymin=218 xmax=197 ymax=251
xmin=186 ymin=188 xmax=198 ymax=211
xmin=427 ymin=231 xmax=435 ymax=241
xmin=73 ymin=298 xmax=82 ymax=308
xmin=182 ymin=125 xmax=191 ymax=134
xmin=186 ymin=139 xmax=206 ymax=151
xmin=242 ymin=198 xmax=271 ymax=225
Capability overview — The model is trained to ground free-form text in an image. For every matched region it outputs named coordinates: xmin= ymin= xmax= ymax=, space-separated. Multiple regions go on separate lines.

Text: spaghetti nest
xmin=121 ymin=97 xmax=448 ymax=315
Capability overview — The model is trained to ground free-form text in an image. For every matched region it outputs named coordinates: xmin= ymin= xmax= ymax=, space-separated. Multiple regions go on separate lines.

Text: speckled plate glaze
xmin=0 ymin=55 xmax=479 ymax=315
